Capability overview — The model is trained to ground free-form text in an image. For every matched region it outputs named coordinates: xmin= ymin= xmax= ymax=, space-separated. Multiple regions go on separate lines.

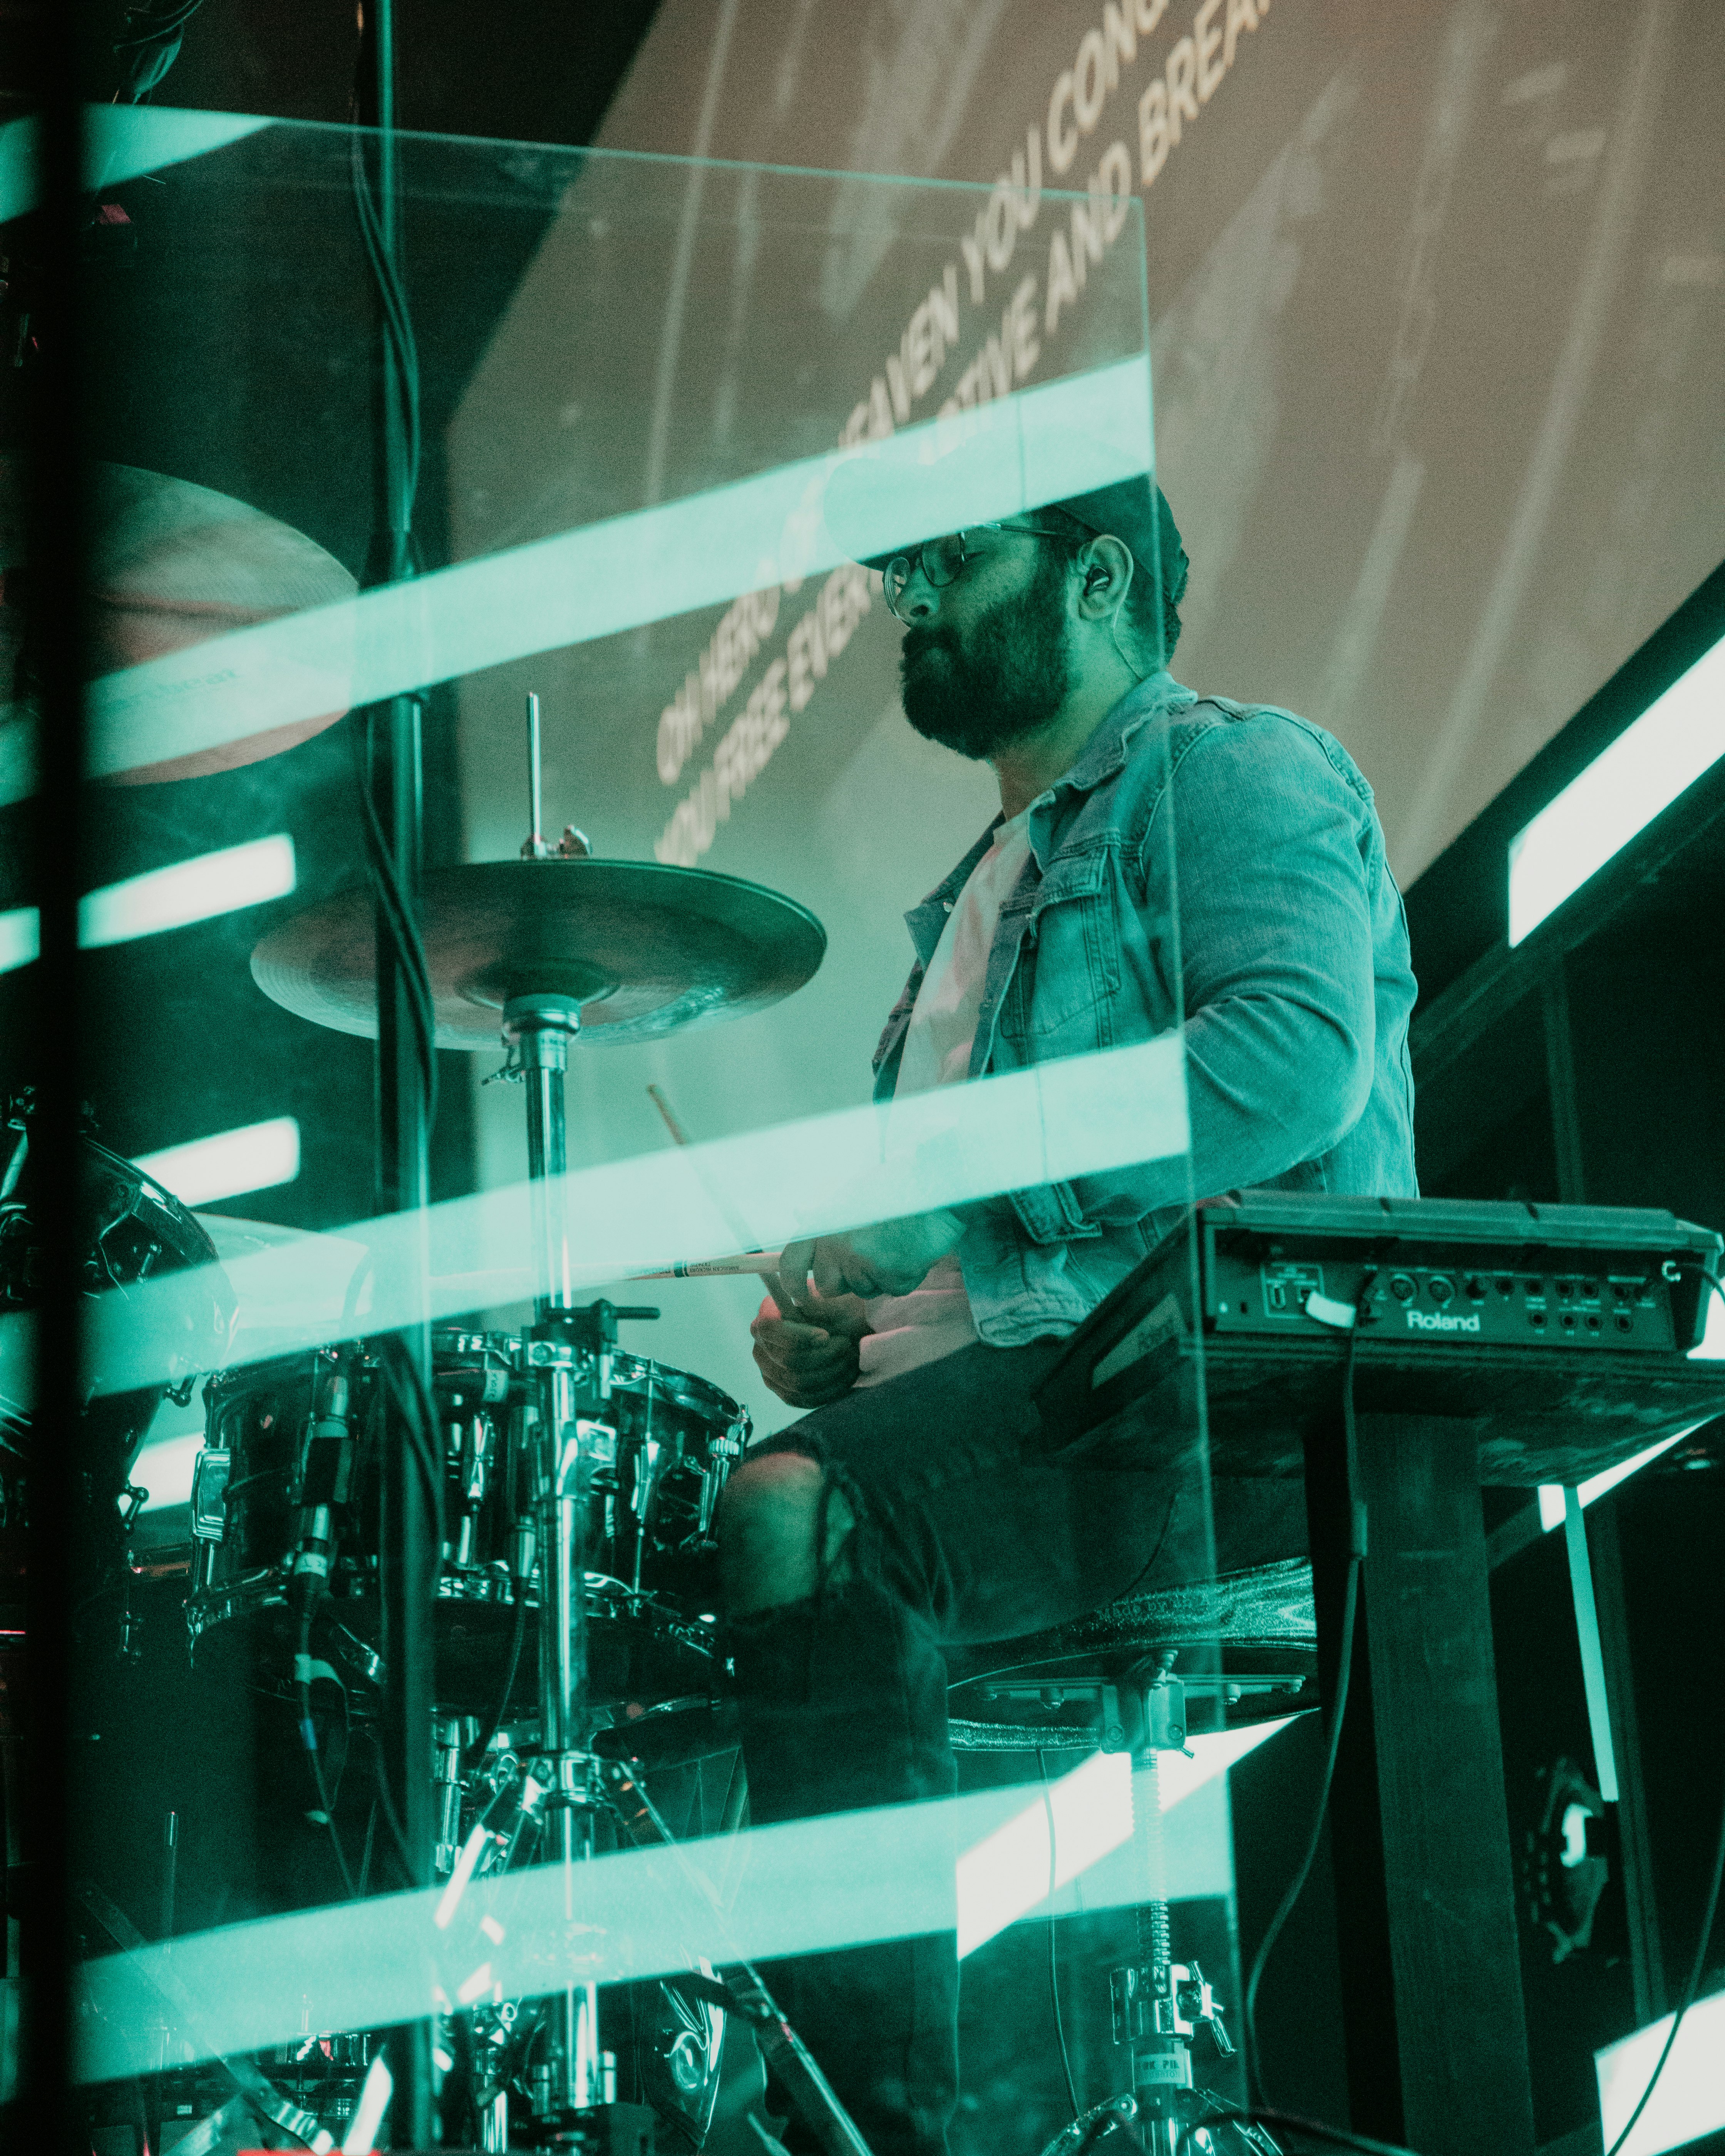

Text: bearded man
xmin=715 ymin=469 xmax=1419 ymax=2155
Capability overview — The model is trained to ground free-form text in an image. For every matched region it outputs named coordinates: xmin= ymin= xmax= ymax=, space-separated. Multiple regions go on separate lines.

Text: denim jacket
xmin=871 ymin=672 xmax=1420 ymax=1345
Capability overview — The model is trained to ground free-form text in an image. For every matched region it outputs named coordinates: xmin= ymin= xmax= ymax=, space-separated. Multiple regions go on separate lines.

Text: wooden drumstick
xmin=642 ymin=1083 xmax=781 ymax=1281
xmin=631 ymin=1249 xmax=787 ymax=1281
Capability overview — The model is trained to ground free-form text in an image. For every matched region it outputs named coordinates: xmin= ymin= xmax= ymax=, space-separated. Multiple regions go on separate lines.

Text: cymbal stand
xmin=506 ymin=986 xmax=606 ymax=2120
xmin=496 ymin=703 xmax=864 ymax=2149
xmin=505 ymin=701 xmax=656 ymax=2128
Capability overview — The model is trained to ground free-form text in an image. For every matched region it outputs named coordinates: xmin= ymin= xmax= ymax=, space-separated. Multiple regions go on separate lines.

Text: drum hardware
xmin=597 ymin=1756 xmax=874 ymax=2156
xmin=1 ymin=1098 xmax=231 ymax=1657
xmin=186 ymin=1326 xmax=741 ymax=1706
xmin=434 ymin=1714 xmax=469 ymax=1875
xmin=976 ymin=1672 xmax=1305 ymax=1724
xmin=73 ymin=1877 xmax=329 ymax=2151
xmin=511 ymin=976 xmax=660 ymax=2119
xmin=521 ymin=691 xmax=591 ymax=863
xmin=1034 ymin=1660 xmax=1281 ymax=2156
xmin=948 ymin=1666 xmax=1310 ymax=1756
xmin=236 ymin=707 xmax=829 ymax=2144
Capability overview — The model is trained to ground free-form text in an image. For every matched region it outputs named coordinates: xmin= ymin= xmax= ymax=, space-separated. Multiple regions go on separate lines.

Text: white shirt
xmin=855 ymin=811 xmax=1035 ymax=1386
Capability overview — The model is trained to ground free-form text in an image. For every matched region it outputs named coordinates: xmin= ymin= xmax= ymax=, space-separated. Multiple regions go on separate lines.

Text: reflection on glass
xmin=0 ymin=107 xmax=1306 ymax=2156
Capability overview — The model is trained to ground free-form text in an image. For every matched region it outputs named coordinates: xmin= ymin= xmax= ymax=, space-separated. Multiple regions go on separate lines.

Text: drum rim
xmin=188 ymin=1561 xmax=718 ymax=1663
xmin=202 ymin=1334 xmax=749 ymax=1433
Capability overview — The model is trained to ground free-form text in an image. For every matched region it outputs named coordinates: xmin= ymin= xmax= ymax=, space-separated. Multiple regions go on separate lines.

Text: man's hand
xmin=777 ymin=1208 xmax=966 ymax=1302
xmin=751 ymin=1282 xmax=872 ymax=1409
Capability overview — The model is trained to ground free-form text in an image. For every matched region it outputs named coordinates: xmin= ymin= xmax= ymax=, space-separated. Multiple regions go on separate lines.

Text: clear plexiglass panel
xmin=0 ymin=107 xmax=1302 ymax=2156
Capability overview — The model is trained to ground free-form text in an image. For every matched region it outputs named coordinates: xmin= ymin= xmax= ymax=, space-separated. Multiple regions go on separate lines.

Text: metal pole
xmin=509 ymin=993 xmax=602 ymax=2115
xmin=356 ymin=0 xmax=435 ymax=2140
xmin=526 ymin=692 xmax=545 ymax=857
xmin=25 ymin=32 xmax=90 ymax=2149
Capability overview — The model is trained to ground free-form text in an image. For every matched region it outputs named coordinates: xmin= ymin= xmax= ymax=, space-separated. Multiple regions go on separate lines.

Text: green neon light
xmin=0 ymin=358 xmax=1151 ymax=807
xmin=1508 ymin=632 xmax=1725 ymax=946
xmin=44 ymin=1030 xmax=1186 ymax=1406
xmin=0 ymin=106 xmax=271 ymax=224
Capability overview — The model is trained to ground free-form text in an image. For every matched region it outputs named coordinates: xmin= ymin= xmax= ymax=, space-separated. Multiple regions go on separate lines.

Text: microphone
xmin=289 ymin=1364 xmax=353 ymax=1628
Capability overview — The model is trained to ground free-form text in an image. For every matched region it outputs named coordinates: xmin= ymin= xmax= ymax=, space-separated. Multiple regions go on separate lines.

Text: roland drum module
xmin=1035 ymin=1192 xmax=1723 ymax=1446
xmin=1202 ymin=1193 xmax=1719 ymax=1352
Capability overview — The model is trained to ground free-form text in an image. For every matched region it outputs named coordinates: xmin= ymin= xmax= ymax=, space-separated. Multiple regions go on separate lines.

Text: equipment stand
xmin=509 ymin=987 xmax=609 ymax=2118
xmin=489 ymin=710 xmax=869 ymax=2151
xmin=1040 ymin=1669 xmax=1269 ymax=2156
xmin=355 ymin=0 xmax=436 ymax=2138
xmin=1303 ymin=1411 xmax=1537 ymax=2154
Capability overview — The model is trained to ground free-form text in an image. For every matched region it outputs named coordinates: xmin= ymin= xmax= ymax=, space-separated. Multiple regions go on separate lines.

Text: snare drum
xmin=186 ymin=1331 xmax=747 ymax=1719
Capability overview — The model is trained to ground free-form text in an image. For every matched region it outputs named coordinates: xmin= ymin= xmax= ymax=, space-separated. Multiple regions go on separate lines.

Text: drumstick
xmin=632 ymin=1249 xmax=786 ymax=1281
xmin=644 ymin=1083 xmax=779 ymax=1280
xmin=645 ymin=1083 xmax=694 ymax=1150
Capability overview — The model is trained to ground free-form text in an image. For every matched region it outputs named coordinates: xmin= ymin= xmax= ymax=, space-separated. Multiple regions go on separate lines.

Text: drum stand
xmin=505 ymin=984 xmax=651 ymax=2127
xmin=490 ymin=707 xmax=873 ymax=2153
xmin=499 ymin=985 xmax=875 ymax=2156
xmin=1038 ymin=1664 xmax=1280 ymax=2156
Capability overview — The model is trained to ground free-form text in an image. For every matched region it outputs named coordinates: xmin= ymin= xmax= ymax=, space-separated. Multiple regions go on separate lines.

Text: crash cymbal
xmin=250 ymin=857 xmax=826 ymax=1050
xmin=0 ymin=460 xmax=357 ymax=782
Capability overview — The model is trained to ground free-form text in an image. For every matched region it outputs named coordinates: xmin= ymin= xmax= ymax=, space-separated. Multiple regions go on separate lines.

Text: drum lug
xmin=189 ymin=1447 xmax=231 ymax=1544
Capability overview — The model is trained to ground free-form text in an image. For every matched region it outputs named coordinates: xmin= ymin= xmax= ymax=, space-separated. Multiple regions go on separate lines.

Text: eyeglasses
xmin=881 ymin=523 xmax=1074 ymax=621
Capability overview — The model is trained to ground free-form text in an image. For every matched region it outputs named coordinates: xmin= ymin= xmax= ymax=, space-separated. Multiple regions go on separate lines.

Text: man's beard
xmin=898 ymin=548 xmax=1071 ymax=759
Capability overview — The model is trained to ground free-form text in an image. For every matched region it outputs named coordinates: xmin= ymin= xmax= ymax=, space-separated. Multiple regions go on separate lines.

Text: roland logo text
xmin=1405 ymin=1308 xmax=1482 ymax=1333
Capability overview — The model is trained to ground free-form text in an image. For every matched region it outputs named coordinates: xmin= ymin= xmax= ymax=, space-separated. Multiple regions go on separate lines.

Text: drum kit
xmin=0 ymin=449 xmax=852 ymax=2149
xmin=0 ymin=475 xmax=1314 ymax=2156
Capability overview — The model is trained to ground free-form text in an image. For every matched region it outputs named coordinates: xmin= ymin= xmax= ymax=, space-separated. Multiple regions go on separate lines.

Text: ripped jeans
xmin=724 ymin=1339 xmax=1306 ymax=2156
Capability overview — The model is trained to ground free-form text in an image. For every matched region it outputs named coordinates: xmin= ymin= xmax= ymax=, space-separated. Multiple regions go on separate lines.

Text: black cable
xmin=348 ymin=709 xmax=439 ymax=1137
xmin=358 ymin=1798 xmax=379 ymax=1898
xmin=1037 ymin=1748 xmax=1081 ymax=2122
xmin=1601 ymin=1270 xmax=1725 ymax=2156
xmin=1070 ymin=2112 xmax=1144 ymax=2156
xmin=1601 ymin=1654 xmax=1725 ymax=2156
xmin=467 ymin=1594 xmax=529 ymax=1774
xmin=362 ymin=1723 xmax=417 ymax=1877
xmin=347 ymin=128 xmax=422 ymax=520
xmin=112 ymin=0 xmax=209 ymax=102
xmin=344 ymin=90 xmax=438 ymax=1149
xmin=367 ymin=1337 xmax=447 ymax=1868
xmin=296 ymin=1610 xmax=358 ymax=1900
xmin=1243 ymin=1273 xmax=1377 ymax=2102
xmin=375 ymin=1331 xmax=446 ymax=1556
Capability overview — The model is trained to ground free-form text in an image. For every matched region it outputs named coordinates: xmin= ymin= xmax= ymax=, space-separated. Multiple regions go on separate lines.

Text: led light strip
xmin=1534 ymin=1428 xmax=1700 ymax=1533
xmin=134 ymin=1116 xmax=301 ymax=1208
xmin=1595 ymin=1984 xmax=1725 ymax=2156
xmin=0 ymin=359 xmax=1151 ymax=807
xmin=44 ymin=1031 xmax=1186 ymax=1408
xmin=0 ymin=834 xmax=297 ymax=977
xmin=1508 ymin=631 xmax=1725 ymax=947
xmin=0 ymin=104 xmax=271 ymax=223
xmin=76 ymin=1724 xmax=1291 ymax=2085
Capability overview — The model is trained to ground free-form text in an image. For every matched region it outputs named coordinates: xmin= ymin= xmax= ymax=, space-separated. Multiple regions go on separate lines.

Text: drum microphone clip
xmin=288 ymin=1363 xmax=354 ymax=1627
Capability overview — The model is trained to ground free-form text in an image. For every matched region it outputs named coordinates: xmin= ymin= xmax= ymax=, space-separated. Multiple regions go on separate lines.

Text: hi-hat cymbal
xmin=250 ymin=857 xmax=826 ymax=1049
xmin=0 ymin=460 xmax=357 ymax=783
